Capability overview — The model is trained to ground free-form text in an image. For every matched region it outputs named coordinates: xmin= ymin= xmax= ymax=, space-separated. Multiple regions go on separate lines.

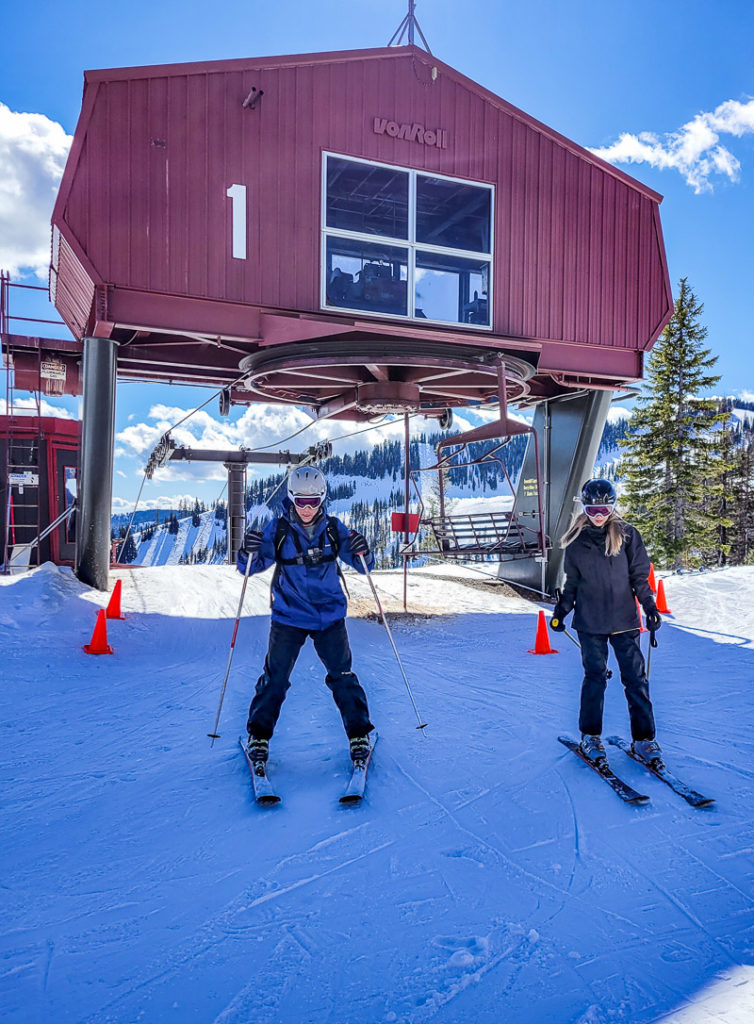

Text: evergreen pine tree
xmin=728 ymin=437 xmax=754 ymax=565
xmin=619 ymin=278 xmax=728 ymax=568
xmin=118 ymin=533 xmax=138 ymax=563
xmin=700 ymin=423 xmax=737 ymax=566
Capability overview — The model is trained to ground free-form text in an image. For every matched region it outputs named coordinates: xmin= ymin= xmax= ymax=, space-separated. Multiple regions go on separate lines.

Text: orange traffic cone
xmin=106 ymin=579 xmax=125 ymax=620
xmin=648 ymin=563 xmax=657 ymax=594
xmin=656 ymin=579 xmax=671 ymax=614
xmin=528 ymin=609 xmax=558 ymax=655
xmin=84 ymin=609 xmax=114 ymax=655
xmin=635 ymin=598 xmax=648 ymax=632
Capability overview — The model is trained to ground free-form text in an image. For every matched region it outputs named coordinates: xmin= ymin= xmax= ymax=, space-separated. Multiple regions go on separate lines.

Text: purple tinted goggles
xmin=293 ymin=495 xmax=322 ymax=509
xmin=584 ymin=504 xmax=613 ymax=517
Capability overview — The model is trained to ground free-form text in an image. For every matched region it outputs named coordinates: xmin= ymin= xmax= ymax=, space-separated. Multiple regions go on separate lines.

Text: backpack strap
xmin=325 ymin=516 xmax=340 ymax=556
xmin=269 ymin=517 xmax=289 ymax=606
xmin=326 ymin=516 xmax=349 ymax=598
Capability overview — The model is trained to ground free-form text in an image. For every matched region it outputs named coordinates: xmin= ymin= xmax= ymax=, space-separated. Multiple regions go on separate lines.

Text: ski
xmin=606 ymin=736 xmax=715 ymax=808
xmin=239 ymin=736 xmax=281 ymax=806
xmin=558 ymin=736 xmax=650 ymax=805
xmin=340 ymin=733 xmax=378 ymax=805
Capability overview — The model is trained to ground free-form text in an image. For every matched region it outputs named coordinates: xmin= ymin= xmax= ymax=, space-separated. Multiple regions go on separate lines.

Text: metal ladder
xmin=2 ymin=272 xmax=43 ymax=573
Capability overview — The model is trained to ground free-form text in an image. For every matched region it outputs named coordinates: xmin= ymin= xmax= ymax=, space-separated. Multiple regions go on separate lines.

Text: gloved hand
xmin=644 ymin=605 xmax=662 ymax=632
xmin=240 ymin=529 xmax=263 ymax=557
xmin=237 ymin=529 xmax=262 ymax=574
xmin=349 ymin=530 xmax=370 ymax=557
xmin=550 ymin=603 xmax=569 ymax=632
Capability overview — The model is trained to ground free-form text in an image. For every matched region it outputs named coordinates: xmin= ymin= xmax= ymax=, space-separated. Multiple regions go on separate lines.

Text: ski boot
xmin=349 ymin=736 xmax=371 ymax=769
xmin=580 ymin=734 xmax=607 ymax=764
xmin=632 ymin=738 xmax=664 ymax=768
xmin=247 ymin=736 xmax=269 ymax=777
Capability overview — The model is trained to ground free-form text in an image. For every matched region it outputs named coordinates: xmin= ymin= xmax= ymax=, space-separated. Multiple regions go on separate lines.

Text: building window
xmin=322 ymin=153 xmax=493 ymax=329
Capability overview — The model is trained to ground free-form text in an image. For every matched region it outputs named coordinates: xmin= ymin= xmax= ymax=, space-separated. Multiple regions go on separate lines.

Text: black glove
xmin=349 ymin=530 xmax=370 ymax=557
xmin=240 ymin=529 xmax=263 ymax=557
xmin=644 ymin=605 xmax=662 ymax=632
xmin=550 ymin=603 xmax=568 ymax=632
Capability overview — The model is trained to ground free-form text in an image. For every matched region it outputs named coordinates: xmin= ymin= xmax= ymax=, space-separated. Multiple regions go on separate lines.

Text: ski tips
xmin=257 ymin=793 xmax=282 ymax=806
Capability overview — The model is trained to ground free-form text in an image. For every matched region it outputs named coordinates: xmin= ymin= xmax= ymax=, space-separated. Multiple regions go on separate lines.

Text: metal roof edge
xmin=82 ymin=45 xmax=404 ymax=82
xmin=52 ymin=80 xmax=100 ymax=227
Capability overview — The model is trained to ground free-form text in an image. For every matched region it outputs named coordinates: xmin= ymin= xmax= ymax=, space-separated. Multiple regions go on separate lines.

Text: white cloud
xmin=112 ymin=493 xmax=200 ymax=514
xmin=115 ymin=400 xmax=539 ymax=478
xmin=0 ymin=396 xmax=76 ymax=419
xmin=0 ymin=103 xmax=72 ymax=278
xmin=591 ymin=97 xmax=754 ymax=193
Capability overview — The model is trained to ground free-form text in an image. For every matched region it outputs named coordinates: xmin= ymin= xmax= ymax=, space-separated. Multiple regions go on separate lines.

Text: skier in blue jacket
xmin=237 ymin=466 xmax=375 ymax=770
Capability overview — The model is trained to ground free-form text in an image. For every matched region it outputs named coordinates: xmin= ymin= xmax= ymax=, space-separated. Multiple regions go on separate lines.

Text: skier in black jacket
xmin=550 ymin=479 xmax=664 ymax=766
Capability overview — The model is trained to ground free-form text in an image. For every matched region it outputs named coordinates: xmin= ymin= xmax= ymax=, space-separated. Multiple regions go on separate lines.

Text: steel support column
xmin=500 ymin=389 xmax=613 ymax=595
xmin=226 ymin=462 xmax=246 ymax=565
xmin=75 ymin=337 xmax=117 ymax=590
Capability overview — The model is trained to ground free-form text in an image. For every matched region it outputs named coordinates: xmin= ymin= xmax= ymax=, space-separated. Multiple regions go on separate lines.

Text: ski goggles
xmin=293 ymin=495 xmax=323 ymax=510
xmin=583 ymin=504 xmax=614 ymax=518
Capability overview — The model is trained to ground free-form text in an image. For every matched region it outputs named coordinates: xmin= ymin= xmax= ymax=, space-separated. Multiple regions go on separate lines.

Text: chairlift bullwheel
xmin=239 ymin=340 xmax=534 ymax=421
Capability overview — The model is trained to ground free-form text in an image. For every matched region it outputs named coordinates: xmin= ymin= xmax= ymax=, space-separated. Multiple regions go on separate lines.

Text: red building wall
xmin=54 ymin=47 xmax=671 ymax=360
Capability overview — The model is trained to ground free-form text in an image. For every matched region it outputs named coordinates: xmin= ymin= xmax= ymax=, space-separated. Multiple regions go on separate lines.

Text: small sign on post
xmin=391 ymin=512 xmax=420 ymax=533
xmin=41 ymin=359 xmax=66 ymax=396
xmin=40 ymin=360 xmax=66 ymax=381
xmin=9 ymin=471 xmax=39 ymax=492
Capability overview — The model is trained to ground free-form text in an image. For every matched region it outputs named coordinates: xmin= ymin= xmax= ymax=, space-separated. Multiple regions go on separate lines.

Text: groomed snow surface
xmin=2 ymin=563 xmax=754 ymax=1024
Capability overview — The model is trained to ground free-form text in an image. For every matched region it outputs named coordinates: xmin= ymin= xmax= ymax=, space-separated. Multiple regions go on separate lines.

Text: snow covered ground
xmin=2 ymin=563 xmax=754 ymax=1024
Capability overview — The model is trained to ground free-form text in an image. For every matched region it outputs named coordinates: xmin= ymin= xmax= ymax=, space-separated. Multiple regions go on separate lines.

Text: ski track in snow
xmin=1 ymin=563 xmax=754 ymax=1023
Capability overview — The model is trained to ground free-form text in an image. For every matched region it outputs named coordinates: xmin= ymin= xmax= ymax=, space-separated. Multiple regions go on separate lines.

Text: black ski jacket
xmin=559 ymin=521 xmax=655 ymax=635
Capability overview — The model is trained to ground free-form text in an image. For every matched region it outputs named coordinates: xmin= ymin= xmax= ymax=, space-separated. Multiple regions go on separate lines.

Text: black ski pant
xmin=577 ymin=629 xmax=656 ymax=741
xmin=247 ymin=618 xmax=373 ymax=741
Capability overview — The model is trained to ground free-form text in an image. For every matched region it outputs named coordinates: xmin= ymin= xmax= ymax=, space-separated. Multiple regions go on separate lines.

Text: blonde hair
xmin=560 ymin=510 xmax=625 ymax=556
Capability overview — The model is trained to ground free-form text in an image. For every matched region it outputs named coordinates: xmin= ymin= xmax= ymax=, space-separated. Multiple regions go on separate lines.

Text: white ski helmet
xmin=287 ymin=466 xmax=327 ymax=505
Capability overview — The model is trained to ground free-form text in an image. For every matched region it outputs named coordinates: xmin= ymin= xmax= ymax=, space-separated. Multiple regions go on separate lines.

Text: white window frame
xmin=321 ymin=151 xmax=494 ymax=331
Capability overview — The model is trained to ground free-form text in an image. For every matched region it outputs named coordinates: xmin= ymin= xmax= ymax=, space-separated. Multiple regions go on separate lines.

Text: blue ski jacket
xmin=236 ymin=500 xmax=375 ymax=631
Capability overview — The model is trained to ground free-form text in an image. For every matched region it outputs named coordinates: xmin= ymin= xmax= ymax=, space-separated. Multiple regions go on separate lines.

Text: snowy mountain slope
xmin=1 ymin=564 xmax=754 ymax=1024
xmin=128 ymin=509 xmax=228 ymax=566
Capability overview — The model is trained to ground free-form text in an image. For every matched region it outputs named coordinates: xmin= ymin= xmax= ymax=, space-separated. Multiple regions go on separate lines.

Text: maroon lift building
xmin=47 ymin=44 xmax=672 ymax=589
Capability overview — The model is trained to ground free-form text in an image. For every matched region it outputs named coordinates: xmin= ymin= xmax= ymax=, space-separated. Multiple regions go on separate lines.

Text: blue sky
xmin=2 ymin=0 xmax=753 ymax=510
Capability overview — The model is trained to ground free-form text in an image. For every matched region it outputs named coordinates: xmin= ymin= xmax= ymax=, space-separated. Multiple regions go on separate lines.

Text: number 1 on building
xmin=226 ymin=184 xmax=247 ymax=260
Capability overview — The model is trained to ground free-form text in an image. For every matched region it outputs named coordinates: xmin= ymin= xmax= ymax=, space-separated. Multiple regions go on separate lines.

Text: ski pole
xmin=358 ymin=553 xmax=427 ymax=732
xmin=646 ymin=628 xmax=658 ymax=681
xmin=207 ymin=544 xmax=254 ymax=746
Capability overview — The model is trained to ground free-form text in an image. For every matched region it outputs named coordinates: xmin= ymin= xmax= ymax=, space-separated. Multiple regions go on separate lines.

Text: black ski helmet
xmin=580 ymin=478 xmax=616 ymax=507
